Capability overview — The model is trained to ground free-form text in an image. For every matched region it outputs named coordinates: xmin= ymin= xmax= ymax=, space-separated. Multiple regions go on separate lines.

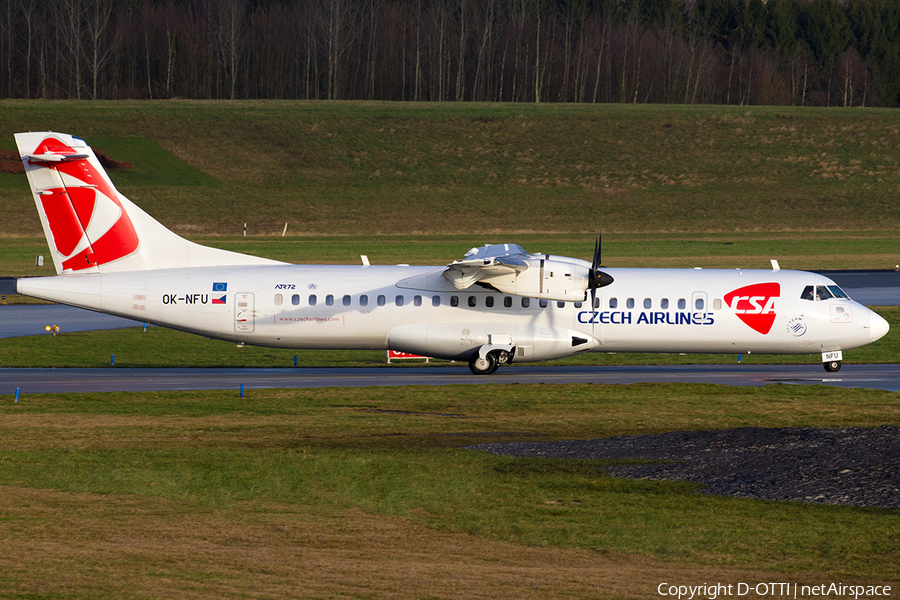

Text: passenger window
xmin=485 ymin=296 xmax=494 ymax=308
xmin=555 ymin=301 xmax=564 ymax=308
xmin=292 ymin=294 xmax=300 ymax=306
xmin=713 ymin=298 xmax=722 ymax=310
xmin=432 ymin=295 xmax=441 ymax=307
xmin=574 ymin=301 xmax=582 ymax=308
xmin=360 ymin=295 xmax=368 ymax=307
xmin=308 ymin=294 xmax=317 ymax=306
xmin=594 ymin=297 xmax=600 ymax=309
xmin=395 ymin=295 xmax=404 ymax=306
xmin=626 ymin=298 xmax=635 ymax=309
xmin=275 ymin=294 xmax=283 ymax=306
xmin=521 ymin=298 xmax=530 ymax=308
xmin=468 ymin=296 xmax=477 ymax=307
xmin=503 ymin=296 xmax=512 ymax=308
xmin=414 ymin=295 xmax=422 ymax=307
xmin=450 ymin=296 xmax=459 ymax=307
xmin=342 ymin=295 xmax=351 ymax=306
xmin=695 ymin=297 xmax=704 ymax=310
xmin=643 ymin=298 xmax=651 ymax=309
xmin=609 ymin=297 xmax=618 ymax=309
xmin=661 ymin=298 xmax=669 ymax=309
xmin=377 ymin=295 xmax=385 ymax=306
xmin=326 ymin=294 xmax=334 ymax=306
xmin=678 ymin=298 xmax=686 ymax=310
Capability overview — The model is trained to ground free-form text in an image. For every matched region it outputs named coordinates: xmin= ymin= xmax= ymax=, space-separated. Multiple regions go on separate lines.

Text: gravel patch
xmin=471 ymin=426 xmax=900 ymax=508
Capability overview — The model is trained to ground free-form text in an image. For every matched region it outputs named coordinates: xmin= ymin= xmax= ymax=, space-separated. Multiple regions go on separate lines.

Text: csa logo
xmin=33 ymin=136 xmax=139 ymax=271
xmin=724 ymin=282 xmax=780 ymax=335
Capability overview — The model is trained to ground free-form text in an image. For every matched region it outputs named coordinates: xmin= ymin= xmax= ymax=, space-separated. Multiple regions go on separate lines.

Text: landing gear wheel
xmin=824 ymin=360 xmax=842 ymax=372
xmin=469 ymin=353 xmax=499 ymax=375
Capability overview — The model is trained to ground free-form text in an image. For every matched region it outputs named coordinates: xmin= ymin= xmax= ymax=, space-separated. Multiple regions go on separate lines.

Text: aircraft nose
xmin=870 ymin=311 xmax=890 ymax=343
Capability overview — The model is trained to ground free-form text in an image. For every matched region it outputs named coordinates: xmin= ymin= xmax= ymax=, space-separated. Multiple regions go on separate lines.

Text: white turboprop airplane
xmin=13 ymin=131 xmax=890 ymax=374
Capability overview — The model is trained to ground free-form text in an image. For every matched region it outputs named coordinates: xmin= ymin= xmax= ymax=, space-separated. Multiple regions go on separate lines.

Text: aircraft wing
xmin=442 ymin=243 xmax=592 ymax=302
xmin=442 ymin=244 xmax=531 ymax=290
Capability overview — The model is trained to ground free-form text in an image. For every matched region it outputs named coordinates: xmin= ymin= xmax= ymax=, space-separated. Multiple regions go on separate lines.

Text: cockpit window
xmin=816 ymin=285 xmax=834 ymax=300
xmin=827 ymin=285 xmax=848 ymax=299
xmin=802 ymin=284 xmax=849 ymax=301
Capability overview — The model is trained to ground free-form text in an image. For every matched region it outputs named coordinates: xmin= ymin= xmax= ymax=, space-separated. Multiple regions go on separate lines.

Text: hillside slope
xmin=2 ymin=101 xmax=898 ymax=235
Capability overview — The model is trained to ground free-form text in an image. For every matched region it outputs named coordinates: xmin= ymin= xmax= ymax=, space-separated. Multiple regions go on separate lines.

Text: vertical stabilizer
xmin=15 ymin=131 xmax=283 ymax=274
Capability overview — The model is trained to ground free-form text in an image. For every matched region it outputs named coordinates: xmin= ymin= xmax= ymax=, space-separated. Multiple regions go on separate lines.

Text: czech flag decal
xmin=212 ymin=283 xmax=227 ymax=304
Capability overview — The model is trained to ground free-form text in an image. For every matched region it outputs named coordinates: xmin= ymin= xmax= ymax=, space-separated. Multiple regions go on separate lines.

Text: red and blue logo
xmin=212 ymin=282 xmax=227 ymax=304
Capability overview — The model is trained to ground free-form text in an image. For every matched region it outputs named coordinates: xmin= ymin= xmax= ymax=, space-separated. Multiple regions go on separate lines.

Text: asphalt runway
xmin=0 ymin=304 xmax=143 ymax=338
xmin=1 ymin=363 xmax=898 ymax=394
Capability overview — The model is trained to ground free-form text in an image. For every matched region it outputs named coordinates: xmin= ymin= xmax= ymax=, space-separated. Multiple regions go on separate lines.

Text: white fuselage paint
xmin=18 ymin=263 xmax=887 ymax=363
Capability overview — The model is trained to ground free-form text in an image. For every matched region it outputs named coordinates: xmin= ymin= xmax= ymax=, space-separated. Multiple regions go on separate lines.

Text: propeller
xmin=587 ymin=231 xmax=614 ymax=308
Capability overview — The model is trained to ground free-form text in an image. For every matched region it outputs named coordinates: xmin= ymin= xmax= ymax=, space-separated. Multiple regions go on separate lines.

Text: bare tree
xmin=838 ymin=46 xmax=871 ymax=107
xmin=455 ymin=0 xmax=469 ymax=101
xmin=3 ymin=0 xmax=16 ymax=97
xmin=83 ymin=0 xmax=116 ymax=98
xmin=59 ymin=0 xmax=86 ymax=98
xmin=472 ymin=0 xmax=498 ymax=101
xmin=319 ymin=0 xmax=357 ymax=99
xmin=214 ymin=0 xmax=245 ymax=99
xmin=589 ymin=8 xmax=612 ymax=103
xmin=428 ymin=0 xmax=453 ymax=101
xmin=21 ymin=0 xmax=36 ymax=98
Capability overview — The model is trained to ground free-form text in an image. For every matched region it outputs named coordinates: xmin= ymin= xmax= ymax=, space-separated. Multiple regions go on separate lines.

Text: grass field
xmin=2 ymin=231 xmax=898 ymax=279
xmin=1 ymin=384 xmax=898 ymax=598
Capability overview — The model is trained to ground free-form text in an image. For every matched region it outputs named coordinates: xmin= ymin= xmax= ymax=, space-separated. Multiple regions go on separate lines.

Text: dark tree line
xmin=2 ymin=0 xmax=900 ymax=106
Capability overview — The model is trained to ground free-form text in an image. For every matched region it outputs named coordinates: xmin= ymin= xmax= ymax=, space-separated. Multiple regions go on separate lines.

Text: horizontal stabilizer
xmin=25 ymin=152 xmax=90 ymax=163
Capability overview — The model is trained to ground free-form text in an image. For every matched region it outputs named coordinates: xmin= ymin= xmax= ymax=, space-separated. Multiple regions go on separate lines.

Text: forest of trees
xmin=2 ymin=0 xmax=900 ymax=107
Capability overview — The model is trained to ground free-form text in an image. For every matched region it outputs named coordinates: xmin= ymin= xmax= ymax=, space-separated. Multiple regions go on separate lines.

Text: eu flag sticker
xmin=212 ymin=282 xmax=228 ymax=292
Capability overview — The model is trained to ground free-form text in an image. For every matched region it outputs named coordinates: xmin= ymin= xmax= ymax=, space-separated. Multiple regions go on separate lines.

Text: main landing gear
xmin=468 ymin=349 xmax=511 ymax=375
xmin=823 ymin=360 xmax=841 ymax=372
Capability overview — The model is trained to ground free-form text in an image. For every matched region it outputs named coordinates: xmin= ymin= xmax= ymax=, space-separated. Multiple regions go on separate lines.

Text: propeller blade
xmin=592 ymin=232 xmax=601 ymax=271
xmin=587 ymin=231 xmax=613 ymax=301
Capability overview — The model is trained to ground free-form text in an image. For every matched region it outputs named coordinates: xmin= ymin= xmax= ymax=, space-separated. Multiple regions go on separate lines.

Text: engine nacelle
xmin=386 ymin=322 xmax=599 ymax=362
xmin=477 ymin=257 xmax=590 ymax=302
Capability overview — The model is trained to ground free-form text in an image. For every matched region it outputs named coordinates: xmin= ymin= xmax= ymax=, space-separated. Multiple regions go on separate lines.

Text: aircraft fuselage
xmin=18 ymin=263 xmax=885 ymax=363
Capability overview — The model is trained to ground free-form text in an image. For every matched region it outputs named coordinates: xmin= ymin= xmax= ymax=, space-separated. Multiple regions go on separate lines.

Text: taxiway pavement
xmin=1 ymin=363 xmax=898 ymax=394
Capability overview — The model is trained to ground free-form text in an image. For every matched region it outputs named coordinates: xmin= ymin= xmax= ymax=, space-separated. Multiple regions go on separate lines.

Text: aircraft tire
xmin=469 ymin=353 xmax=499 ymax=375
xmin=824 ymin=360 xmax=842 ymax=372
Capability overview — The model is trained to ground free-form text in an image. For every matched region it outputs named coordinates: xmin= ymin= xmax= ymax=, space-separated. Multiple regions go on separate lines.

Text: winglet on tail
xmin=15 ymin=132 xmax=282 ymax=274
